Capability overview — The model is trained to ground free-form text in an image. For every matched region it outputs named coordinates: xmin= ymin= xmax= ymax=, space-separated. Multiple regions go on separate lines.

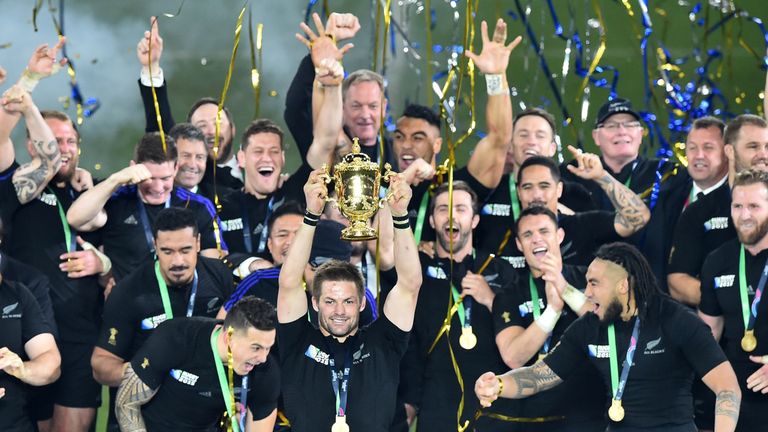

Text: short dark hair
xmin=134 ymin=132 xmax=177 ymax=163
xmin=429 ymin=180 xmax=479 ymax=216
xmin=517 ymin=155 xmax=561 ymax=185
xmin=153 ymin=207 xmax=199 ymax=237
xmin=516 ymin=205 xmax=559 ymax=235
xmin=267 ymin=201 xmax=304 ymax=237
xmin=311 ymin=259 xmax=365 ymax=302
xmin=724 ymin=114 xmax=767 ymax=146
xmin=223 ymin=296 xmax=276 ymax=332
xmin=241 ymin=119 xmax=284 ymax=151
xmin=169 ymin=122 xmax=207 ymax=145
xmin=690 ymin=116 xmax=725 ymax=135
xmin=594 ymin=242 xmax=661 ymax=322
xmin=186 ymin=98 xmax=234 ymax=126
xmin=513 ymin=107 xmax=556 ymax=137
xmin=732 ymin=168 xmax=768 ymax=193
xmin=401 ymin=104 xmax=441 ymax=131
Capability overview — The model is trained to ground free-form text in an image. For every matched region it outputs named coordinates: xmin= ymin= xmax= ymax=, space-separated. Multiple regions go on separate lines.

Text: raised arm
xmin=565 ymin=145 xmax=650 ymax=237
xmin=277 ymin=168 xmax=327 ymax=323
xmin=137 ymin=17 xmax=175 ymax=133
xmin=0 ymin=333 xmax=61 ymax=387
xmin=1 ymin=86 xmax=61 ymax=204
xmin=382 ymin=173 xmax=422 ymax=331
xmin=67 ymin=164 xmax=152 ymax=231
xmin=475 ymin=360 xmax=563 ymax=407
xmin=465 ymin=19 xmax=520 ymax=189
xmin=115 ymin=363 xmax=158 ymax=432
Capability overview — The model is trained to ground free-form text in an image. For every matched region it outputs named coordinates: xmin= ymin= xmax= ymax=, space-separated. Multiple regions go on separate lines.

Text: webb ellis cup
xmin=320 ymin=138 xmax=393 ymax=241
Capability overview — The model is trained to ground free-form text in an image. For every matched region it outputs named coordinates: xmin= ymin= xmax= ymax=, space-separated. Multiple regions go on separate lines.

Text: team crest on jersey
xmin=703 ymin=217 xmax=728 ymax=231
xmin=39 ymin=192 xmax=58 ymax=206
xmin=426 ymin=266 xmax=448 ymax=280
xmin=481 ymin=203 xmax=511 ymax=217
xmin=713 ymin=274 xmax=735 ymax=289
xmin=170 ymin=369 xmax=200 ymax=386
xmin=141 ymin=313 xmax=168 ymax=330
xmin=220 ymin=218 xmax=243 ymax=232
xmin=501 ymin=255 xmax=526 ymax=269
xmin=1 ymin=302 xmax=20 ymax=319
xmin=588 ymin=344 xmax=610 ymax=358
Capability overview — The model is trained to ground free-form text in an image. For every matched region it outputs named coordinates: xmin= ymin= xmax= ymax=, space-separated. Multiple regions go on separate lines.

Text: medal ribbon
xmin=738 ymin=245 xmax=768 ymax=334
xmin=49 ymin=187 xmax=76 ymax=253
xmin=528 ymin=275 xmax=552 ymax=355
xmin=136 ymin=191 xmax=171 ymax=254
xmin=608 ymin=317 xmax=641 ymax=403
xmin=239 ymin=376 xmax=249 ymax=431
xmin=153 ymin=261 xmax=198 ymax=320
xmin=450 ymin=284 xmax=470 ymax=329
xmin=210 ymin=327 xmax=239 ymax=432
xmin=241 ymin=194 xmax=274 ymax=254
xmin=508 ymin=176 xmax=521 ymax=221
xmin=327 ymin=338 xmax=355 ymax=419
xmin=413 ymin=191 xmax=429 ymax=243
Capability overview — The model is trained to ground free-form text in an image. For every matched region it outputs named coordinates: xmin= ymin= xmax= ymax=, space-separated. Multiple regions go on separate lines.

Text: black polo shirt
xmin=700 ymin=239 xmax=768 ymax=418
xmin=278 ymin=312 xmax=408 ymax=432
xmin=668 ymin=182 xmax=735 ymax=278
xmin=102 ymin=185 xmax=226 ymax=281
xmin=218 ymin=163 xmax=310 ymax=255
xmin=492 ymin=266 xmax=605 ymax=426
xmin=131 ymin=317 xmax=280 ymax=432
xmin=401 ymin=251 xmax=519 ymax=431
xmin=544 ymin=297 xmax=726 ymax=429
xmin=559 ymin=211 xmax=621 ymax=267
xmin=97 ymin=256 xmax=232 ymax=361
xmin=0 ymin=253 xmax=58 ymax=340
xmin=0 ymin=163 xmax=102 ymax=344
xmin=0 ymin=279 xmax=51 ymax=432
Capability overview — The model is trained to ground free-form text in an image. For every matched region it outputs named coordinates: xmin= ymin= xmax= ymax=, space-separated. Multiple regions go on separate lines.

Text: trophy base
xmin=341 ymin=222 xmax=377 ymax=242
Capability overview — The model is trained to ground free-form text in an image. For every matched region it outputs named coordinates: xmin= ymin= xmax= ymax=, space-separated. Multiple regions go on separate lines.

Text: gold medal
xmin=608 ymin=399 xmax=625 ymax=422
xmin=742 ymin=329 xmax=757 ymax=352
xmin=459 ymin=326 xmax=477 ymax=350
xmin=331 ymin=416 xmax=350 ymax=432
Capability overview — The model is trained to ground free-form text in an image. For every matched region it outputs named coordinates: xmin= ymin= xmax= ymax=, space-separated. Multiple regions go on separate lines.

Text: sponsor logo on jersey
xmin=713 ymin=274 xmax=735 ymax=289
xmin=141 ymin=313 xmax=168 ymax=330
xmin=1 ymin=302 xmax=20 ymax=318
xmin=501 ymin=255 xmax=526 ymax=269
xmin=123 ymin=215 xmax=139 ymax=225
xmin=644 ymin=337 xmax=665 ymax=355
xmin=305 ymin=344 xmax=330 ymax=365
xmin=426 ymin=266 xmax=447 ymax=280
xmin=588 ymin=344 xmax=610 ymax=358
xmin=703 ymin=217 xmax=729 ymax=231
xmin=481 ymin=203 xmax=511 ymax=217
xmin=518 ymin=299 xmax=546 ymax=317
xmin=221 ymin=218 xmax=243 ymax=232
xmin=170 ymin=369 xmax=200 ymax=386
xmin=39 ymin=192 xmax=57 ymax=206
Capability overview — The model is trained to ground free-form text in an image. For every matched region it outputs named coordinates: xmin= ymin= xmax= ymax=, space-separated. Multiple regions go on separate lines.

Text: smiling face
xmin=728 ymin=124 xmax=768 ymax=172
xmin=510 ymin=115 xmax=557 ymax=173
xmin=41 ymin=118 xmax=79 ymax=183
xmin=267 ymin=213 xmax=302 ymax=265
xmin=732 ymin=182 xmax=768 ymax=246
xmin=189 ymin=103 xmax=234 ymax=162
xmin=585 ymin=259 xmax=629 ymax=324
xmin=228 ymin=326 xmax=275 ymax=375
xmin=685 ymin=126 xmax=727 ymax=189
xmin=175 ymin=138 xmax=207 ymax=189
xmin=517 ymin=164 xmax=563 ymax=213
xmin=312 ymin=280 xmax=365 ymax=339
xmin=238 ymin=132 xmax=284 ymax=197
xmin=154 ymin=227 xmax=200 ymax=286
xmin=343 ymin=81 xmax=386 ymax=146
xmin=515 ymin=213 xmax=564 ymax=275
xmin=592 ymin=113 xmax=643 ymax=169
xmin=137 ymin=161 xmax=177 ymax=205
xmin=392 ymin=116 xmax=442 ymax=171
xmin=429 ymin=190 xmax=479 ymax=257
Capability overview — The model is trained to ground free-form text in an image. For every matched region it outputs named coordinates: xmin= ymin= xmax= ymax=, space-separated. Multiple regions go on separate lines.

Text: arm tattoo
xmin=595 ymin=174 xmax=647 ymax=233
xmin=115 ymin=364 xmax=158 ymax=432
xmin=12 ymin=139 xmax=60 ymax=204
xmin=510 ymin=361 xmax=563 ymax=398
xmin=714 ymin=389 xmax=740 ymax=424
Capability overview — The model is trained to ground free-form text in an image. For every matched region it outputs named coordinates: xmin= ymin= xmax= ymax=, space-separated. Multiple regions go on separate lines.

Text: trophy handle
xmin=318 ymin=163 xmax=332 ymax=184
xmin=381 ymin=163 xmax=395 ymax=183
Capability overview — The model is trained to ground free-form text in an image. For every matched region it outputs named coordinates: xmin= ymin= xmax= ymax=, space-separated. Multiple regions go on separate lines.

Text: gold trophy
xmin=320 ymin=138 xmax=394 ymax=241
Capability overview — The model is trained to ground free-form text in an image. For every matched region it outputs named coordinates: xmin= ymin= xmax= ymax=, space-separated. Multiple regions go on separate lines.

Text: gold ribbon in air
xmin=575 ymin=0 xmax=607 ymax=105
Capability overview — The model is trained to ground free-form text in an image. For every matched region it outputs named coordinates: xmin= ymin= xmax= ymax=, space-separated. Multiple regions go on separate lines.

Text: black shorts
xmin=51 ymin=342 xmax=101 ymax=408
xmin=28 ymin=383 xmax=55 ymax=421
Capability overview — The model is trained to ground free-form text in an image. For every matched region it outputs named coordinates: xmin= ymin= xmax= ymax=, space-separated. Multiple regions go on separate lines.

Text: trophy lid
xmin=340 ymin=137 xmax=374 ymax=165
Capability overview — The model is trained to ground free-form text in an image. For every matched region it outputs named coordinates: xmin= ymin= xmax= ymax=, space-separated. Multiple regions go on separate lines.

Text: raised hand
xmin=296 ymin=12 xmax=354 ymax=66
xmin=327 ymin=13 xmax=361 ymax=41
xmin=401 ymin=158 xmax=436 ymax=187
xmin=111 ymin=164 xmax=152 ymax=186
xmin=71 ymin=167 xmax=94 ymax=192
xmin=0 ymin=66 xmax=6 ymax=85
xmin=565 ymin=145 xmax=606 ymax=181
xmin=26 ymin=37 xmax=67 ymax=78
xmin=315 ymin=58 xmax=344 ymax=87
xmin=386 ymin=172 xmax=412 ymax=217
xmin=137 ymin=17 xmax=163 ymax=69
xmin=1 ymin=85 xmax=35 ymax=115
xmin=540 ymin=252 xmax=566 ymax=312
xmin=304 ymin=168 xmax=329 ymax=215
xmin=464 ymin=19 xmax=521 ymax=75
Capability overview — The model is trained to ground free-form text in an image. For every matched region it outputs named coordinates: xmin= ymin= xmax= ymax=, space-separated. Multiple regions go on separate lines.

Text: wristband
xmin=392 ymin=213 xmax=410 ymax=229
xmin=562 ymin=284 xmax=587 ymax=312
xmin=304 ymin=209 xmax=321 ymax=226
xmin=485 ymin=74 xmax=508 ymax=96
xmin=18 ymin=69 xmax=42 ymax=93
xmin=81 ymin=241 xmax=112 ymax=276
xmin=496 ymin=376 xmax=504 ymax=396
xmin=534 ymin=307 xmax=561 ymax=334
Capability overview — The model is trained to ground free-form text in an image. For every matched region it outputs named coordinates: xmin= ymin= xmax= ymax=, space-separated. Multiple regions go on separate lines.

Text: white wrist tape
xmin=18 ymin=69 xmax=41 ymax=93
xmin=485 ymin=74 xmax=508 ymax=96
xmin=81 ymin=241 xmax=112 ymax=276
xmin=562 ymin=285 xmax=587 ymax=312
xmin=535 ymin=307 xmax=561 ymax=334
